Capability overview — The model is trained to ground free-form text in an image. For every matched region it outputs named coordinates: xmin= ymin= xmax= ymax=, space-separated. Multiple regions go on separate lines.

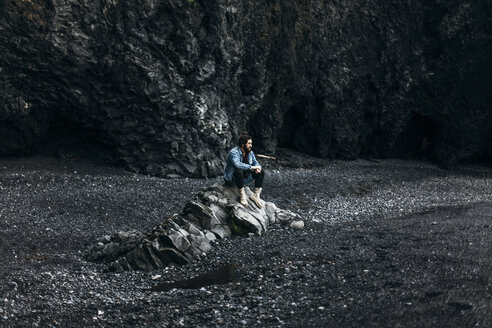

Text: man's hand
xmin=251 ymin=166 xmax=261 ymax=174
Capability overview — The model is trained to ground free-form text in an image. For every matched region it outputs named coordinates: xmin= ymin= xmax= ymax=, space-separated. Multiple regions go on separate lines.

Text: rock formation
xmin=84 ymin=184 xmax=302 ymax=271
xmin=1 ymin=1 xmax=491 ymax=176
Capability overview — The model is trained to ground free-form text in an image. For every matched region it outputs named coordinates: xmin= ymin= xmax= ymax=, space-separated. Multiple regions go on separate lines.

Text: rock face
xmin=84 ymin=184 xmax=301 ymax=271
xmin=1 ymin=1 xmax=491 ymax=176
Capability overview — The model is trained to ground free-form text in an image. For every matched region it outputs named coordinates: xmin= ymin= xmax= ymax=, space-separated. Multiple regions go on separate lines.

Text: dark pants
xmin=225 ymin=168 xmax=265 ymax=189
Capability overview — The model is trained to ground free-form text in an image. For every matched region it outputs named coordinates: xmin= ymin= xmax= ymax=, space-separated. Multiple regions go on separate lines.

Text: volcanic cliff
xmin=1 ymin=0 xmax=490 ymax=177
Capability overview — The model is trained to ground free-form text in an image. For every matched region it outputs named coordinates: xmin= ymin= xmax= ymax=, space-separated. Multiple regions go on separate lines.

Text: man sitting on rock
xmin=223 ymin=134 xmax=265 ymax=208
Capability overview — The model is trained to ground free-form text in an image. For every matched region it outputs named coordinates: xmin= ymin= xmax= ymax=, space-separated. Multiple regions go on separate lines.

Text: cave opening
xmin=393 ymin=112 xmax=439 ymax=161
xmin=277 ymin=105 xmax=319 ymax=156
xmin=278 ymin=105 xmax=303 ymax=149
xmin=470 ymin=146 xmax=492 ymax=165
xmin=37 ymin=116 xmax=119 ymax=165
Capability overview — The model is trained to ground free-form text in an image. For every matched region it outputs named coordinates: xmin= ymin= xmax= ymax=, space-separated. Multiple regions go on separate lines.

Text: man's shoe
xmin=239 ymin=187 xmax=248 ymax=207
xmin=250 ymin=187 xmax=263 ymax=208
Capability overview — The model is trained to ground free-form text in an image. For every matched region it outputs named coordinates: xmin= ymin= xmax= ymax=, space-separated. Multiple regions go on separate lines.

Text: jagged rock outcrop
xmin=1 ymin=1 xmax=491 ymax=176
xmin=84 ymin=184 xmax=302 ymax=271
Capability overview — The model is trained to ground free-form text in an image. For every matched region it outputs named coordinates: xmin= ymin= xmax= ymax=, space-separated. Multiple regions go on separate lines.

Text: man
xmin=223 ymin=135 xmax=265 ymax=208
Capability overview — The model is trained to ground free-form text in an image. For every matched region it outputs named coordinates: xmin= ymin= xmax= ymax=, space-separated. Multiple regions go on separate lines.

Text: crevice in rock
xmin=278 ymin=105 xmax=303 ymax=150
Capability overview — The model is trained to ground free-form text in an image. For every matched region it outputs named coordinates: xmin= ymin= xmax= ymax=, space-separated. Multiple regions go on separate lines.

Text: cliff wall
xmin=1 ymin=0 xmax=490 ymax=176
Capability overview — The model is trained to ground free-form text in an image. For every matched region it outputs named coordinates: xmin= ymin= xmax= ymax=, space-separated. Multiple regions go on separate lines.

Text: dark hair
xmin=237 ymin=134 xmax=252 ymax=147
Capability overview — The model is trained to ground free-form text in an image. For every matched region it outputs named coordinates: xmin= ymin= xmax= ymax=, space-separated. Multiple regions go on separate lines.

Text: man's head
xmin=237 ymin=134 xmax=253 ymax=153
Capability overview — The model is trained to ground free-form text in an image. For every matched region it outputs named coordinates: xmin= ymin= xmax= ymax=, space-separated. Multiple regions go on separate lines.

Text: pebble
xmin=290 ymin=220 xmax=305 ymax=230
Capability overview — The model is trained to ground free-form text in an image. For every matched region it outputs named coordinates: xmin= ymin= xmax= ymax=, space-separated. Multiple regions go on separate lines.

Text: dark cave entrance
xmin=37 ymin=117 xmax=118 ymax=164
xmin=278 ymin=106 xmax=303 ymax=149
xmin=278 ymin=105 xmax=319 ymax=156
xmin=393 ymin=112 xmax=439 ymax=161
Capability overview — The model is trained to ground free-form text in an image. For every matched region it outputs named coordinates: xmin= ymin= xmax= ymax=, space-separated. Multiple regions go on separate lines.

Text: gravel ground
xmin=0 ymin=153 xmax=491 ymax=327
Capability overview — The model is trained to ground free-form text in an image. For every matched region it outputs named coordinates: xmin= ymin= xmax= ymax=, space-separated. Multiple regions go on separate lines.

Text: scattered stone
xmin=290 ymin=220 xmax=305 ymax=230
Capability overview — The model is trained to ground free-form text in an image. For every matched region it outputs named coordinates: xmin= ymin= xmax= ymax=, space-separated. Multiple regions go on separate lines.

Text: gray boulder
xmin=84 ymin=184 xmax=301 ymax=271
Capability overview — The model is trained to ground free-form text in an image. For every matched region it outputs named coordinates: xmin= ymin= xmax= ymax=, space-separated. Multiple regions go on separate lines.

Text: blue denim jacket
xmin=223 ymin=146 xmax=261 ymax=184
